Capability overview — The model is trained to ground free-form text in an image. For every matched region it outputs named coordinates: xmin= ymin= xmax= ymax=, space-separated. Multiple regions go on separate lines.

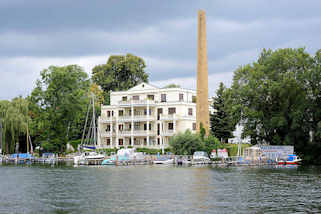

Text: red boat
xmin=277 ymin=155 xmax=302 ymax=165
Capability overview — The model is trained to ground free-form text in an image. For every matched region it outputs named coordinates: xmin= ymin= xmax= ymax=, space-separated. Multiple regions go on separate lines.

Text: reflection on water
xmin=0 ymin=164 xmax=320 ymax=214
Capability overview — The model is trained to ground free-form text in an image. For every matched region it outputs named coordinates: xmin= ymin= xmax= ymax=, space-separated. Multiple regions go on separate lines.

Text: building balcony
xmin=118 ymin=115 xmax=156 ymax=122
xmin=99 ymin=117 xmax=115 ymax=123
xmin=159 ymin=114 xmax=177 ymax=121
xmin=159 ymin=114 xmax=195 ymax=121
xmin=161 ymin=129 xmax=175 ymax=136
xmin=118 ymin=100 xmax=156 ymax=106
xmin=118 ymin=130 xmax=156 ymax=137
xmin=100 ymin=132 xmax=114 ymax=137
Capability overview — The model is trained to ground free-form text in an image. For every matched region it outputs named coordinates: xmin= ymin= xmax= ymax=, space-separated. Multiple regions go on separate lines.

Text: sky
xmin=1 ymin=0 xmax=320 ymax=100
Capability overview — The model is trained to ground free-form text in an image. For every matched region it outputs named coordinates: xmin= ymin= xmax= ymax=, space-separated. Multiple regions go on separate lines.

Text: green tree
xmin=203 ymin=135 xmax=222 ymax=155
xmin=210 ymin=82 xmax=234 ymax=142
xmin=169 ymin=130 xmax=204 ymax=155
xmin=29 ymin=65 xmax=90 ymax=152
xmin=0 ymin=97 xmax=30 ymax=154
xmin=229 ymin=48 xmax=321 ymax=163
xmin=163 ymin=84 xmax=180 ymax=88
xmin=92 ymin=54 xmax=149 ymax=104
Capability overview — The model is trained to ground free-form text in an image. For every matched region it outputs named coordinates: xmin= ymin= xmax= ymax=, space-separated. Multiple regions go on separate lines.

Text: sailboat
xmin=74 ymin=95 xmax=104 ymax=165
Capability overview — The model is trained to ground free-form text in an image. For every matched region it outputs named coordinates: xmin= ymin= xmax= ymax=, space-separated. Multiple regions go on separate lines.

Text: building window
xmin=144 ymin=138 xmax=147 ymax=146
xmin=192 ymin=96 xmax=196 ymax=103
xmin=144 ymin=123 xmax=147 ymax=130
xmin=161 ymin=94 xmax=166 ymax=102
xmin=193 ymin=123 xmax=196 ymax=130
xmin=122 ymin=96 xmax=127 ymax=101
xmin=134 ymin=122 xmax=140 ymax=130
xmin=147 ymin=95 xmax=154 ymax=100
xmin=106 ymin=125 xmax=111 ymax=132
xmin=179 ymin=93 xmax=184 ymax=101
xmin=107 ymin=111 xmax=111 ymax=117
xmin=168 ymin=107 xmax=176 ymax=114
xmin=188 ymin=108 xmax=193 ymax=116
xmin=112 ymin=111 xmax=114 ymax=116
xmin=157 ymin=138 xmax=160 ymax=145
xmin=119 ymin=124 xmax=123 ymax=131
xmin=133 ymin=95 xmax=139 ymax=100
xmin=168 ymin=123 xmax=174 ymax=130
xmin=149 ymin=123 xmax=152 ymax=130
xmin=144 ymin=109 xmax=147 ymax=115
xmin=129 ymin=138 xmax=132 ymax=145
xmin=119 ymin=139 xmax=123 ymax=146
xmin=106 ymin=138 xmax=111 ymax=146
xmin=134 ymin=138 xmax=140 ymax=145
xmin=119 ymin=110 xmax=124 ymax=116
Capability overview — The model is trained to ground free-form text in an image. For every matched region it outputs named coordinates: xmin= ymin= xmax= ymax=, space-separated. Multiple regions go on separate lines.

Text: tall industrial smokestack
xmin=196 ymin=10 xmax=210 ymax=135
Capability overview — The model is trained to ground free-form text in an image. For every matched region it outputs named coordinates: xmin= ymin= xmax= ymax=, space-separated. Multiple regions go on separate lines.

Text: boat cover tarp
xmin=10 ymin=153 xmax=33 ymax=158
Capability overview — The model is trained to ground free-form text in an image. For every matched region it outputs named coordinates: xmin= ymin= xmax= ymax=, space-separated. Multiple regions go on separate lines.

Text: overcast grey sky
xmin=1 ymin=0 xmax=320 ymax=100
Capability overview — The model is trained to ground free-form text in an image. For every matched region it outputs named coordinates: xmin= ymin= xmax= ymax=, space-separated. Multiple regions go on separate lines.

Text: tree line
xmin=209 ymin=48 xmax=321 ymax=164
xmin=1 ymin=48 xmax=320 ymax=164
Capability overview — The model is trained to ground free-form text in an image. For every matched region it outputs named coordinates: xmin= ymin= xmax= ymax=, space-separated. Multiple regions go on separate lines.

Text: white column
xmin=147 ymin=101 xmax=150 ymax=147
xmin=161 ymin=137 xmax=164 ymax=154
xmin=115 ymin=111 xmax=119 ymax=148
xmin=110 ymin=122 xmax=113 ymax=148
xmin=131 ymin=103 xmax=134 ymax=146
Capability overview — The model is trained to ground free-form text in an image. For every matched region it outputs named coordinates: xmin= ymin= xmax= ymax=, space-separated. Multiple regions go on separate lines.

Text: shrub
xmin=169 ymin=130 xmax=204 ymax=155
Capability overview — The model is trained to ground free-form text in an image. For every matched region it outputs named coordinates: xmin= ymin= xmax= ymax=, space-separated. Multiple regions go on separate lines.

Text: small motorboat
xmin=277 ymin=155 xmax=302 ymax=165
xmin=74 ymin=152 xmax=105 ymax=165
xmin=153 ymin=157 xmax=174 ymax=164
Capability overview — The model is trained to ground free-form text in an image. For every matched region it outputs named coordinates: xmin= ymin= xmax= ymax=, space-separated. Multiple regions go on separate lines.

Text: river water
xmin=0 ymin=164 xmax=320 ymax=214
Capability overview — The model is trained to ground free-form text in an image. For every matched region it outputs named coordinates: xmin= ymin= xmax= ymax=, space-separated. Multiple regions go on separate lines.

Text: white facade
xmin=97 ymin=83 xmax=200 ymax=150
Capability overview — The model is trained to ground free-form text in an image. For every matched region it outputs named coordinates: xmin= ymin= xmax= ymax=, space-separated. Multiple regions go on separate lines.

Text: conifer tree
xmin=210 ymin=82 xmax=234 ymax=142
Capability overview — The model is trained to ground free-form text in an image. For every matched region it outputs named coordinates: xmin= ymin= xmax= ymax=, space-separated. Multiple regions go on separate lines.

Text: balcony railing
xmin=118 ymin=115 xmax=155 ymax=121
xmin=118 ymin=100 xmax=156 ymax=106
xmin=159 ymin=114 xmax=176 ymax=121
xmin=162 ymin=129 xmax=175 ymax=136
xmin=118 ymin=130 xmax=156 ymax=136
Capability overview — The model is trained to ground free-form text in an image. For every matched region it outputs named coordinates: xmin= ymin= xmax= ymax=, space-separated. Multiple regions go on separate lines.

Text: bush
xmin=169 ymin=130 xmax=203 ymax=155
xmin=97 ymin=148 xmax=118 ymax=156
xmin=203 ymin=135 xmax=223 ymax=154
xmin=224 ymin=143 xmax=251 ymax=156
xmin=136 ymin=148 xmax=161 ymax=155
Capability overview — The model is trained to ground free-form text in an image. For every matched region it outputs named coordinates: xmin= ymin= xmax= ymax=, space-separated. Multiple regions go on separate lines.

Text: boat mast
xmin=81 ymin=98 xmax=91 ymax=148
xmin=92 ymin=95 xmax=96 ymax=145
xmin=26 ymin=122 xmax=29 ymax=153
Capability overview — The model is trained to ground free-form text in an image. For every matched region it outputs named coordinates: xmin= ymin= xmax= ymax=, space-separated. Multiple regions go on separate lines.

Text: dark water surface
xmin=0 ymin=164 xmax=320 ymax=214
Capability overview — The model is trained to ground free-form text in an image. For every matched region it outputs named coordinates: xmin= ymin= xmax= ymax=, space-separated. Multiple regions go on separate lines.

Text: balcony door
xmin=157 ymin=108 xmax=163 ymax=120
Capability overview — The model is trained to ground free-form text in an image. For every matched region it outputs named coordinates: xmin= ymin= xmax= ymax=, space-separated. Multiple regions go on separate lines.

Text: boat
xmin=153 ymin=157 xmax=174 ymax=164
xmin=74 ymin=151 xmax=105 ymax=165
xmin=193 ymin=151 xmax=210 ymax=161
xmin=192 ymin=151 xmax=211 ymax=164
xmin=101 ymin=148 xmax=144 ymax=165
xmin=74 ymin=95 xmax=104 ymax=165
xmin=277 ymin=154 xmax=302 ymax=165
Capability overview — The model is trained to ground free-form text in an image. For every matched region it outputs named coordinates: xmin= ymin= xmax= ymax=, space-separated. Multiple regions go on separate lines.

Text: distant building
xmin=97 ymin=83 xmax=212 ymax=150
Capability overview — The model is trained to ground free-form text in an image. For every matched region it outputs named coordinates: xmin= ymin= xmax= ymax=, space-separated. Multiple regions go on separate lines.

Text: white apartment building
xmin=97 ymin=82 xmax=205 ymax=150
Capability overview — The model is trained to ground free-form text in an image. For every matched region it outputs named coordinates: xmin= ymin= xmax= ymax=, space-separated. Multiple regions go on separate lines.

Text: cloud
xmin=151 ymin=71 xmax=234 ymax=97
xmin=0 ymin=0 xmax=320 ymax=100
xmin=0 ymin=55 xmax=108 ymax=100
